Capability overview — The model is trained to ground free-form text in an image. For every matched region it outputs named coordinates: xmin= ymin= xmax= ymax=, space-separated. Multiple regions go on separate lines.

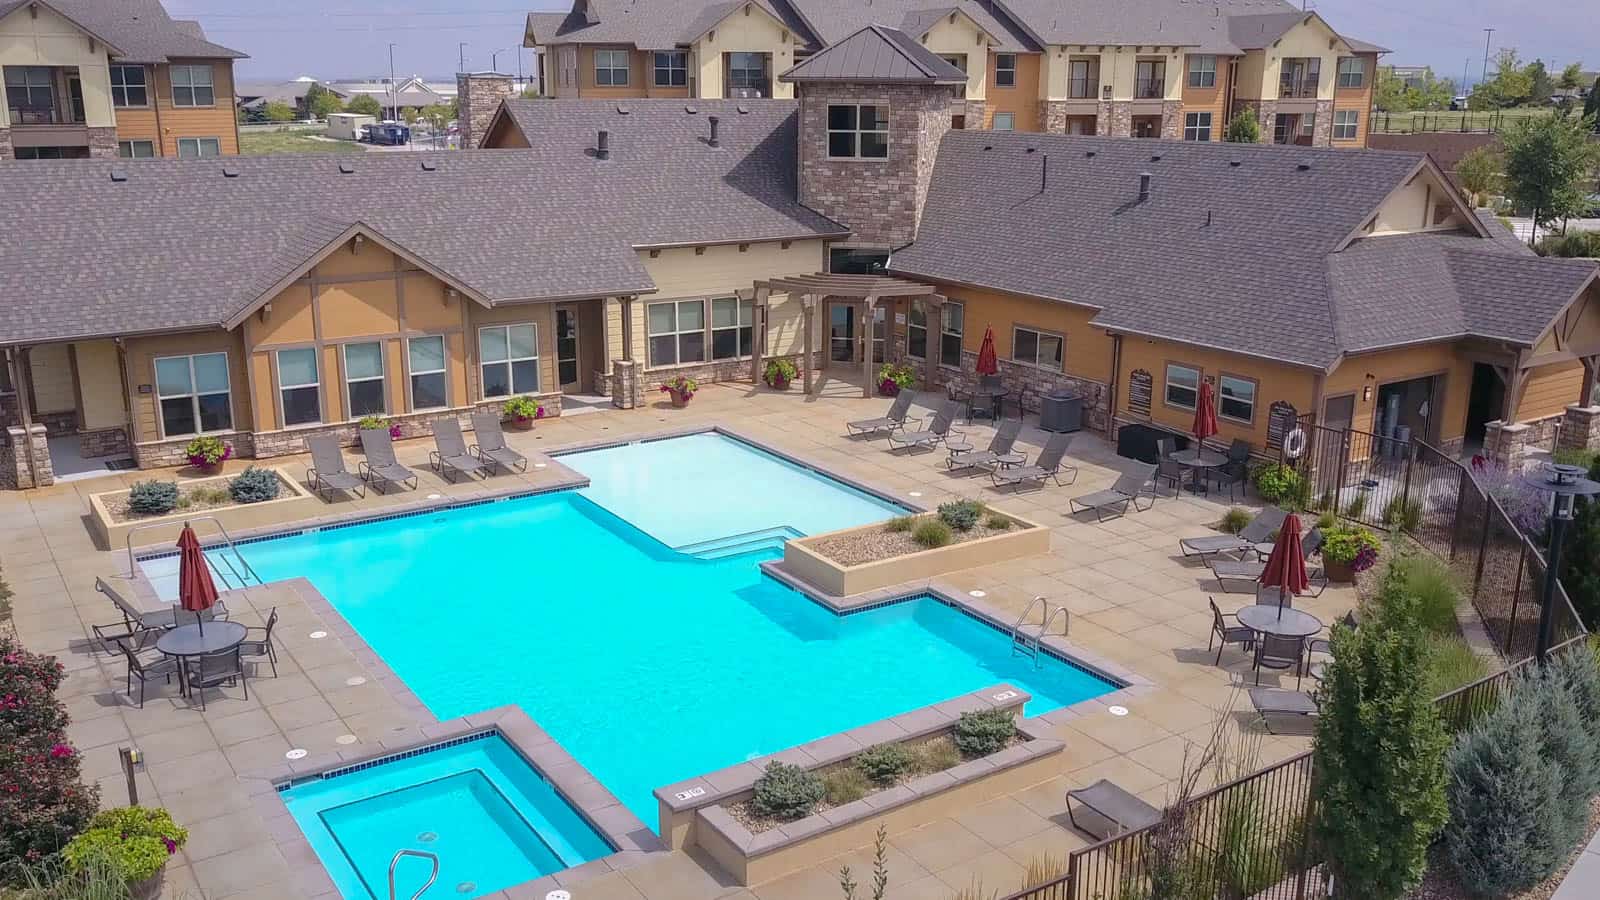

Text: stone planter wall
xmin=87 ymin=467 xmax=319 ymax=550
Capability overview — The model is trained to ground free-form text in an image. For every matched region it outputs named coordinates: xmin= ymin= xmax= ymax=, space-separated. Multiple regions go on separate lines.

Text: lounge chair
xmin=92 ymin=576 xmax=228 ymax=653
xmin=948 ymin=419 xmax=1021 ymax=472
xmin=989 ymin=432 xmax=1077 ymax=489
xmin=1068 ymin=464 xmax=1159 ymax=522
xmin=469 ymin=412 xmax=528 ymax=473
xmin=1249 ymin=688 xmax=1319 ymax=734
xmin=1067 ymin=779 xmax=1161 ymax=838
xmin=1211 ymin=529 xmax=1325 ymax=594
xmin=1179 ymin=507 xmax=1288 ymax=560
xmin=358 ymin=427 xmax=419 ymax=493
xmin=886 ymin=400 xmax=962 ymax=453
xmin=305 ymin=434 xmax=367 ymax=500
xmin=428 ymin=417 xmax=487 ymax=482
xmin=847 ymin=392 xmax=920 ymax=437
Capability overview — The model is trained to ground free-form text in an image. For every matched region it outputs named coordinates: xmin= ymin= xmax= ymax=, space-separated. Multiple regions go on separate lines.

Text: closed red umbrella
xmin=177 ymin=524 xmax=219 ymax=633
xmin=976 ymin=326 xmax=999 ymax=376
xmin=1193 ymin=379 xmax=1219 ymax=445
xmin=1258 ymin=512 xmax=1310 ymax=610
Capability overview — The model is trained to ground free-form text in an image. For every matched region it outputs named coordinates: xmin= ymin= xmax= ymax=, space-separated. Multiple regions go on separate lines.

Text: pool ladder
xmin=1011 ymin=596 xmax=1069 ymax=668
xmin=388 ymin=849 xmax=439 ymax=900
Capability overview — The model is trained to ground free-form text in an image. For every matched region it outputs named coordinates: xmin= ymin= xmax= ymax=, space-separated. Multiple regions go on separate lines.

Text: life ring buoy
xmin=1283 ymin=427 xmax=1309 ymax=460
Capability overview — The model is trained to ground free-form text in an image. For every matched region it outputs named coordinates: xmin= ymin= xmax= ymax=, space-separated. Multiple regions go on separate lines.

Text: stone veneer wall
xmin=3 ymin=425 xmax=52 ymax=489
xmin=87 ymin=126 xmax=118 ymax=158
xmin=1104 ymin=101 xmax=1132 ymax=137
xmin=796 ymin=81 xmax=954 ymax=246
xmin=883 ymin=340 xmax=1111 ymax=434
xmin=962 ymin=100 xmax=985 ymax=129
xmin=0 ymin=127 xmax=12 ymax=160
xmin=636 ymin=351 xmax=824 ymax=398
xmin=1039 ymin=101 xmax=1066 ymax=133
xmin=456 ymin=72 xmax=515 ymax=150
xmin=1160 ymin=101 xmax=1182 ymax=139
xmin=1313 ymin=100 xmax=1334 ymax=147
xmin=1560 ymin=405 xmax=1600 ymax=454
xmin=34 ymin=410 xmax=77 ymax=437
xmin=79 ymin=426 xmax=130 ymax=459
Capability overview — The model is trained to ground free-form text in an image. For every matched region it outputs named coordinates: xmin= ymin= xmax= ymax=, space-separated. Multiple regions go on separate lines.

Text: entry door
xmin=554 ymin=307 xmax=580 ymax=389
xmin=829 ymin=303 xmax=855 ymax=364
xmin=1323 ymin=394 xmax=1355 ymax=432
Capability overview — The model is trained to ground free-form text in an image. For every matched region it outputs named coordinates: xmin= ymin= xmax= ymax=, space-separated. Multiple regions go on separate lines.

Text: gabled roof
xmin=46 ymin=0 xmax=245 ymax=62
xmin=783 ymin=0 xmax=1036 ymax=51
xmin=0 ymin=0 xmax=127 ymax=54
xmin=524 ymin=0 xmax=814 ymax=50
xmin=780 ymin=24 xmax=968 ymax=84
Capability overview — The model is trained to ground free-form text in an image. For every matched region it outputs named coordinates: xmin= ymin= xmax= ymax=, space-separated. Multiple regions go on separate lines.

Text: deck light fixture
xmin=1518 ymin=463 xmax=1600 ymax=659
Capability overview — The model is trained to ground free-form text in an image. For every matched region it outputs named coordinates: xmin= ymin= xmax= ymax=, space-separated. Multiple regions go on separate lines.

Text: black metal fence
xmin=1370 ymin=109 xmax=1540 ymax=134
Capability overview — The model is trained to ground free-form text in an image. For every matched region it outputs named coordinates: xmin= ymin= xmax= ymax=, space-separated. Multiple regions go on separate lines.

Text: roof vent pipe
xmin=1138 ymin=172 xmax=1152 ymax=202
xmin=596 ymin=129 xmax=610 ymax=160
xmin=708 ymin=115 xmax=720 ymax=148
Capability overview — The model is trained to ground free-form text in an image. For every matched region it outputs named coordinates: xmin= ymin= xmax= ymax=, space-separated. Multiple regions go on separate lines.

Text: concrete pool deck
xmin=1 ymin=372 xmax=1359 ymax=899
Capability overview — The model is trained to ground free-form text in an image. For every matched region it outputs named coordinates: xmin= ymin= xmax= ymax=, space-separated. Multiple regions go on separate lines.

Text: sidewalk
xmin=1552 ymin=827 xmax=1600 ymax=900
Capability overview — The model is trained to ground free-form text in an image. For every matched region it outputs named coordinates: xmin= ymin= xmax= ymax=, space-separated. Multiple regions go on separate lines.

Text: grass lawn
xmin=1369 ymin=106 xmax=1555 ymax=134
xmin=239 ymin=128 xmax=366 ymax=156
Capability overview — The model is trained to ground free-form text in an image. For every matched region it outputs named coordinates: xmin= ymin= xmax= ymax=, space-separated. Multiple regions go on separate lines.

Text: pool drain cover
xmin=417 ymin=831 xmax=437 ymax=843
xmin=455 ymin=882 xmax=476 ymax=894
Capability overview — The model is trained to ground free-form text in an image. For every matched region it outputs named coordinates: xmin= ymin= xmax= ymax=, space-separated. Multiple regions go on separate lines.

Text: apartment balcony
xmin=1278 ymin=78 xmax=1319 ymax=100
xmin=1134 ymin=78 xmax=1164 ymax=100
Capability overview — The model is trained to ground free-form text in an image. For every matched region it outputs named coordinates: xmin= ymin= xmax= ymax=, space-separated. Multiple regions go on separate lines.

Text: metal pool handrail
xmin=388 ymin=849 xmax=439 ymax=900
xmin=125 ymin=515 xmax=262 ymax=591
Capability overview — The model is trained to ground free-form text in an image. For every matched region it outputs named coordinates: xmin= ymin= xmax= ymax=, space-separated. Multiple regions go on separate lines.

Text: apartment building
xmin=0 ymin=0 xmax=245 ymax=160
xmin=521 ymin=0 xmax=1383 ymax=146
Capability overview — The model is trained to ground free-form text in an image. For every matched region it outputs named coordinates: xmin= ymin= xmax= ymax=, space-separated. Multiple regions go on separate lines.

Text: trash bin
xmin=1039 ymin=392 xmax=1083 ymax=433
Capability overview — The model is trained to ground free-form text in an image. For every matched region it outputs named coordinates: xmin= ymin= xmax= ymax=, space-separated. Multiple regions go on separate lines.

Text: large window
xmin=408 ymin=336 xmax=447 ymax=410
xmin=1336 ymin=57 xmax=1365 ymax=89
xmin=940 ymin=301 xmax=964 ymax=369
xmin=343 ymin=342 xmax=386 ymax=418
xmin=479 ymin=324 xmax=539 ymax=398
xmin=1187 ymin=55 xmax=1216 ymax=88
xmin=176 ymin=137 xmax=221 ymax=158
xmin=1184 ymin=112 xmax=1212 ymax=141
xmin=5 ymin=67 xmax=55 ymax=124
xmin=110 ymin=65 xmax=147 ymax=107
xmin=118 ymin=140 xmax=155 ymax=158
xmin=1218 ymin=374 xmax=1257 ymax=423
xmin=711 ymin=297 xmax=755 ymax=360
xmin=1164 ymin=363 xmax=1200 ymax=410
xmin=726 ymin=52 xmax=768 ymax=97
xmin=276 ymin=348 xmax=321 ymax=426
xmin=170 ymin=65 xmax=214 ymax=106
xmin=1011 ymin=326 xmax=1063 ymax=371
xmin=1068 ymin=59 xmax=1095 ymax=98
xmin=653 ymin=51 xmax=687 ymax=87
xmin=827 ymin=104 xmax=888 ymax=158
xmin=1135 ymin=60 xmax=1165 ymax=98
xmin=907 ymin=302 xmax=929 ymax=359
xmin=994 ymin=54 xmax=1016 ymax=87
xmin=594 ymin=49 xmax=629 ymax=86
xmin=647 ymin=300 xmax=705 ymax=367
xmin=155 ymin=353 xmax=231 ymax=437
xmin=828 ymin=248 xmax=889 ymax=275
xmin=1333 ymin=109 xmax=1360 ymax=140
xmin=992 ymin=112 xmax=1015 ymax=131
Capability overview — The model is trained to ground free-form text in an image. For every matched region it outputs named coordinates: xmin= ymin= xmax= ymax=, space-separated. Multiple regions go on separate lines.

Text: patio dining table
xmin=1167 ymin=448 xmax=1228 ymax=495
xmin=156 ymin=621 xmax=246 ymax=696
xmin=1235 ymin=604 xmax=1323 ymax=639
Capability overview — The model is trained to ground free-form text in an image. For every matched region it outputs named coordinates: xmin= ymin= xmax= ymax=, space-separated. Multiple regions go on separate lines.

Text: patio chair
xmin=948 ymin=419 xmax=1022 ymax=472
xmin=1180 ymin=507 xmax=1288 ymax=561
xmin=1155 ymin=438 xmax=1186 ymax=495
xmin=1067 ymin=464 xmax=1159 ymax=522
xmin=358 ymin=428 xmax=419 ymax=494
xmin=428 ymin=417 xmax=487 ymax=482
xmin=1210 ymin=528 xmax=1324 ymax=593
xmin=886 ymin=400 xmax=963 ymax=453
xmin=184 ymin=646 xmax=247 ymax=711
xmin=1209 ymin=597 xmax=1256 ymax=665
xmin=1209 ymin=439 xmax=1253 ymax=501
xmin=239 ymin=607 xmax=279 ymax=678
xmin=989 ymin=433 xmax=1077 ymax=490
xmin=1253 ymin=634 xmax=1306 ymax=688
xmin=305 ymin=434 xmax=367 ymax=500
xmin=469 ymin=412 xmax=528 ymax=473
xmin=1249 ymin=688 xmax=1319 ymax=734
xmin=1066 ymin=779 xmax=1161 ymax=839
xmin=846 ymin=392 xmax=920 ymax=437
xmin=116 ymin=640 xmax=179 ymax=709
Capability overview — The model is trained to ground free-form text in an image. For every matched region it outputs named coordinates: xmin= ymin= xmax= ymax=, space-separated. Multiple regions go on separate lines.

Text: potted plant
xmin=358 ymin=415 xmax=402 ymax=439
xmin=183 ymin=436 xmax=231 ymax=475
xmin=659 ymin=375 xmax=698 ymax=407
xmin=502 ymin=395 xmax=546 ymax=430
xmin=1321 ymin=524 xmax=1380 ymax=583
xmin=63 ymin=806 xmax=189 ymax=900
xmin=878 ymin=362 xmax=915 ymax=397
xmin=763 ymin=358 xmax=797 ymax=391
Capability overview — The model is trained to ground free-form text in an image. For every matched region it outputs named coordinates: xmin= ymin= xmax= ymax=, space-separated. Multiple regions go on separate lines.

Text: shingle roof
xmin=1226 ymin=12 xmax=1309 ymax=50
xmin=784 ymin=0 xmax=1036 ymax=52
xmin=780 ymin=25 xmax=968 ymax=84
xmin=991 ymin=0 xmax=1302 ymax=53
xmin=48 ymin=0 xmax=245 ymax=62
xmin=0 ymin=99 xmax=846 ymax=346
xmin=524 ymin=0 xmax=813 ymax=49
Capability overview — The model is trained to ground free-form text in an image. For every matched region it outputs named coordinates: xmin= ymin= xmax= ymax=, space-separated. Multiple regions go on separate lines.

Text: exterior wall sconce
xmin=445 ymin=288 xmax=458 ymax=305
xmin=1362 ymin=375 xmax=1374 ymax=402
xmin=258 ymin=302 xmax=272 ymax=322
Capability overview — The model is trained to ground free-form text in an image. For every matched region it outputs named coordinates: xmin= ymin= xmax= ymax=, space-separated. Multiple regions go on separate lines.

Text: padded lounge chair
xmin=1067 ymin=779 xmax=1162 ymax=838
xmin=305 ymin=434 xmax=367 ymax=500
xmin=886 ymin=400 xmax=962 ymax=453
xmin=358 ymin=427 xmax=419 ymax=493
xmin=1068 ymin=464 xmax=1159 ymax=522
xmin=948 ymin=419 xmax=1021 ymax=472
xmin=428 ymin=417 xmax=487 ymax=482
xmin=92 ymin=576 xmax=228 ymax=653
xmin=469 ymin=413 xmax=528 ymax=473
xmin=1211 ymin=529 xmax=1326 ymax=594
xmin=847 ymin=392 xmax=920 ymax=437
xmin=1250 ymin=688 xmax=1319 ymax=734
xmin=1179 ymin=507 xmax=1288 ymax=560
xmin=989 ymin=432 xmax=1076 ymax=489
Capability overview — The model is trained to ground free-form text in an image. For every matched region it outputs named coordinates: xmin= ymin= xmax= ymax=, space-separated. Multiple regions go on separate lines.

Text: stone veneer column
xmin=1253 ymin=100 xmax=1278 ymax=138
xmin=4 ymin=425 xmax=52 ymax=489
xmin=1107 ymin=102 xmax=1133 ymax=137
xmin=1095 ymin=101 xmax=1112 ymax=136
xmin=1160 ymin=101 xmax=1183 ymax=139
xmin=0 ymin=127 xmax=13 ymax=160
xmin=1313 ymin=100 xmax=1334 ymax=147
xmin=964 ymin=100 xmax=985 ymax=128
xmin=1483 ymin=420 xmax=1532 ymax=471
xmin=610 ymin=360 xmax=643 ymax=409
xmin=1559 ymin=405 xmax=1600 ymax=453
xmin=455 ymin=72 xmax=515 ymax=150
xmin=86 ymin=126 xmax=118 ymax=158
xmin=1038 ymin=100 xmax=1067 ymax=133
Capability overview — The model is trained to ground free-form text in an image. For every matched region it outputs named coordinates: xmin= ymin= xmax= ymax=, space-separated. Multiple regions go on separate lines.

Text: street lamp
xmin=1519 ymin=463 xmax=1600 ymax=659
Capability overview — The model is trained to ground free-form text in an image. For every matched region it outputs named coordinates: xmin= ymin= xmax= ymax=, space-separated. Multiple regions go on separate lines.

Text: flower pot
xmin=766 ymin=376 xmax=791 ymax=391
xmin=879 ymin=379 xmax=901 ymax=397
xmin=508 ymin=416 xmax=535 ymax=431
xmin=129 ymin=865 xmax=166 ymax=900
xmin=1324 ymin=558 xmax=1356 ymax=583
xmin=193 ymin=462 xmax=222 ymax=476
xmin=668 ymin=389 xmax=691 ymax=408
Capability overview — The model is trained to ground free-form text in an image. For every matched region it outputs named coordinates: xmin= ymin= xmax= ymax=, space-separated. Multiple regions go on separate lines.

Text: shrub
xmin=125 ymin=481 xmax=178 ymax=516
xmin=984 ymin=512 xmax=1013 ymax=531
xmin=854 ymin=742 xmax=913 ymax=785
xmin=1322 ymin=525 xmax=1380 ymax=572
xmin=13 ymin=841 xmax=130 ymax=900
xmin=953 ymin=708 xmax=1016 ymax=757
xmin=884 ymin=515 xmax=916 ymax=533
xmin=502 ymin=395 xmax=545 ymax=421
xmin=751 ymin=761 xmax=825 ymax=821
xmin=1251 ymin=463 xmax=1304 ymax=507
xmin=182 ymin=435 xmax=231 ymax=467
xmin=1316 ymin=511 xmax=1337 ymax=531
xmin=911 ymin=519 xmax=952 ymax=548
xmin=1550 ymin=643 xmax=1600 ymax=744
xmin=1382 ymin=496 xmax=1423 ymax=532
xmin=1552 ymin=448 xmax=1598 ymax=470
xmin=63 ymin=807 xmax=187 ymax=885
xmin=1420 ymin=633 xmax=1491 ymax=698
xmin=877 ymin=362 xmax=916 ymax=390
xmin=1387 ymin=553 xmax=1461 ymax=634
xmin=910 ymin=736 xmax=961 ymax=773
xmin=0 ymin=636 xmax=68 ymax=737
xmin=938 ymin=500 xmax=984 ymax=531
xmin=228 ymin=466 xmax=280 ymax=504
xmin=1529 ymin=665 xmax=1600 ymax=851
xmin=0 ymin=567 xmax=11 ymax=623
xmin=1559 ymin=455 xmax=1600 ymax=629
xmin=659 ymin=375 xmax=698 ymax=397
xmin=1342 ymin=492 xmax=1368 ymax=520
xmin=1219 ymin=507 xmax=1252 ymax=534
xmin=823 ymin=767 xmax=869 ymax=806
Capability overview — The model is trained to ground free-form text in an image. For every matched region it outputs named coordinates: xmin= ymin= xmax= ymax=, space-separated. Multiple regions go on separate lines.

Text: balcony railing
xmin=1134 ymin=78 xmax=1163 ymax=99
xmin=1279 ymin=63 xmax=1320 ymax=99
xmin=8 ymin=105 xmax=66 ymax=126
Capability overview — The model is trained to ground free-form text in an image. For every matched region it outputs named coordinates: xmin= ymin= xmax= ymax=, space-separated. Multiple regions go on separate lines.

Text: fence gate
xmin=1299 ymin=424 xmax=1415 ymax=529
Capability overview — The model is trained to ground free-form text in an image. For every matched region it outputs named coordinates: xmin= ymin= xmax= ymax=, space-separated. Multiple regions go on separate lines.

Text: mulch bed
xmin=809 ymin=520 xmax=1013 ymax=567
xmin=1408 ymin=796 xmax=1600 ymax=900
xmin=104 ymin=486 xmax=235 ymax=523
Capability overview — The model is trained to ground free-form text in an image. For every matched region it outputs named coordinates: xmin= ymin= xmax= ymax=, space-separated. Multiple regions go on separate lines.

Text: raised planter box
xmin=88 ymin=468 xmax=318 ymax=550
xmin=781 ymin=509 xmax=1049 ymax=598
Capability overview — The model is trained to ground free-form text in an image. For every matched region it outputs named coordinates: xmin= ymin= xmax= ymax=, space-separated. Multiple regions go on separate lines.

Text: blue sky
xmin=174 ymin=1 xmax=1589 ymax=88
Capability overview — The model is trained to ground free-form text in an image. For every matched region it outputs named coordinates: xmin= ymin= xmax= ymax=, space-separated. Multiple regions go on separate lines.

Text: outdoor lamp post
xmin=1519 ymin=463 xmax=1600 ymax=660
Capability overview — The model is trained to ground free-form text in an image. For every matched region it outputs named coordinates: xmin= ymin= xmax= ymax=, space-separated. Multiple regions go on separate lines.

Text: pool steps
xmin=673 ymin=525 xmax=804 ymax=560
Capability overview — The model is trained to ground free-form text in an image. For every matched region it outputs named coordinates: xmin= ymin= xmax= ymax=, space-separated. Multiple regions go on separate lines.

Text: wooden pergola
xmin=749 ymin=274 xmax=945 ymax=398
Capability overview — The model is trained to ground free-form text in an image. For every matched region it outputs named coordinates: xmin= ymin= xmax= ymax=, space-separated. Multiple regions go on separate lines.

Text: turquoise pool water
xmin=279 ymin=734 xmax=612 ymax=900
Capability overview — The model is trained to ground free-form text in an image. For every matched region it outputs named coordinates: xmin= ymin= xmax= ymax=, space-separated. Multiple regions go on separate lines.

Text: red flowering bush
xmin=1 ymin=637 xmax=68 ymax=737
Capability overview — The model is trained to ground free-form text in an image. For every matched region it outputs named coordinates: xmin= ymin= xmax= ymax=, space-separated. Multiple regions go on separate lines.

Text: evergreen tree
xmin=1530 ymin=665 xmax=1600 ymax=850
xmin=1559 ymin=457 xmax=1600 ymax=627
xmin=1527 ymin=59 xmax=1554 ymax=105
xmin=1224 ymin=107 xmax=1261 ymax=143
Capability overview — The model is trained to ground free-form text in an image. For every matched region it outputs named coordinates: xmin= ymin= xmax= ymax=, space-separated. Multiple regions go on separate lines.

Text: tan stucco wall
xmin=1117 ymin=337 xmax=1319 ymax=448
xmin=124 ymin=330 xmax=253 ymax=444
xmin=1370 ymin=169 xmax=1469 ymax=235
xmin=693 ymin=2 xmax=794 ymax=100
xmin=0 ymin=3 xmax=115 ymax=128
xmin=920 ymin=15 xmax=988 ymax=102
xmin=74 ymin=340 xmax=124 ymax=430
xmin=1044 ymin=47 xmax=1183 ymax=103
xmin=1325 ymin=342 xmax=1474 ymax=442
xmin=1243 ymin=17 xmax=1345 ymax=101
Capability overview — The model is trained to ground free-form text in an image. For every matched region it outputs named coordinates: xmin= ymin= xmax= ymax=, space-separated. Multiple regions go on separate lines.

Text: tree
xmin=1471 ymin=48 xmax=1534 ymax=109
xmin=420 ymin=102 xmax=453 ymax=133
xmin=1454 ymin=146 xmax=1502 ymax=206
xmin=262 ymin=100 xmax=296 ymax=123
xmin=1527 ymin=59 xmax=1554 ymax=105
xmin=1558 ymin=456 xmax=1600 ymax=626
xmin=519 ymin=85 xmax=541 ymax=99
xmin=402 ymin=107 xmax=419 ymax=125
xmin=1585 ymin=77 xmax=1600 ymax=132
xmin=1224 ymin=107 xmax=1261 ymax=143
xmin=1313 ymin=581 xmax=1449 ymax=900
xmin=1375 ymin=67 xmax=1409 ymax=112
xmin=346 ymin=94 xmax=382 ymax=117
xmin=1500 ymin=113 xmax=1600 ymax=242
xmin=304 ymin=83 xmax=342 ymax=120
xmin=1559 ymin=62 xmax=1585 ymax=91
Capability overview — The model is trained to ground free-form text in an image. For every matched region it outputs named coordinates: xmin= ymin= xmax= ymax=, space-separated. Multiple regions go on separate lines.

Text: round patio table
xmin=157 ymin=621 xmax=246 ymax=696
xmin=967 ymin=386 xmax=1008 ymax=421
xmin=1167 ymin=448 xmax=1228 ymax=495
xmin=1235 ymin=604 xmax=1323 ymax=639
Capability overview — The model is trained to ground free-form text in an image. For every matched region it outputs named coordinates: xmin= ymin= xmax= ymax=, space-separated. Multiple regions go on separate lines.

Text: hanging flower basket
xmin=660 ymin=376 xmax=698 ymax=407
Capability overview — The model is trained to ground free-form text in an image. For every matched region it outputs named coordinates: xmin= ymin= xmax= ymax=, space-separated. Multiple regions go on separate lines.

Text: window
xmin=727 ymin=52 xmax=768 ymax=96
xmin=1333 ymin=109 xmax=1359 ymax=140
xmin=826 ymin=104 xmax=888 ymax=158
xmin=938 ymin=54 xmax=967 ymax=73
xmin=647 ymin=300 xmax=705 ymax=367
xmin=154 ymin=353 xmax=231 ymax=437
xmin=479 ymin=324 xmax=539 ymax=398
xmin=594 ymin=49 xmax=629 ymax=86
xmin=939 ymin=301 xmax=964 ymax=368
xmin=5 ymin=66 xmax=55 ymax=124
xmin=13 ymin=146 xmax=86 ymax=160
xmin=1164 ymin=364 xmax=1200 ymax=410
xmin=408 ymin=336 xmax=447 ymax=410
xmin=1183 ymin=112 xmax=1212 ymax=141
xmin=992 ymin=112 xmax=1015 ymax=131
xmin=1279 ymin=58 xmax=1318 ymax=98
xmin=117 ymin=140 xmax=155 ymax=158
xmin=1218 ymin=374 xmax=1257 ymax=423
xmin=907 ymin=302 xmax=928 ymax=359
xmin=1068 ymin=59 xmax=1095 ymax=98
xmin=1336 ymin=57 xmax=1365 ymax=89
xmin=994 ymin=54 xmax=1016 ymax=87
xmin=1011 ymin=326 xmax=1063 ymax=371
xmin=1187 ymin=55 xmax=1216 ymax=88
xmin=1135 ymin=60 xmax=1165 ymax=98
xmin=343 ymin=342 xmax=386 ymax=418
xmin=653 ymin=51 xmax=687 ymax=87
xmin=176 ymin=137 xmax=221 ymax=158
xmin=276 ymin=348 xmax=321 ymax=426
xmin=170 ymin=65 xmax=214 ymax=106
xmin=110 ymin=65 xmax=147 ymax=107
xmin=828 ymin=248 xmax=889 ymax=275
xmin=1300 ymin=112 xmax=1317 ymax=142
xmin=711 ymin=297 xmax=755 ymax=360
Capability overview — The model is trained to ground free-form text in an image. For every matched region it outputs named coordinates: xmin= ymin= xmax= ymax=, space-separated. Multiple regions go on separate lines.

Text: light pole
xmin=1519 ymin=463 xmax=1600 ymax=660
xmin=1480 ymin=28 xmax=1495 ymax=85
xmin=459 ymin=42 xmax=468 ymax=74
xmin=387 ymin=42 xmax=397 ymax=122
